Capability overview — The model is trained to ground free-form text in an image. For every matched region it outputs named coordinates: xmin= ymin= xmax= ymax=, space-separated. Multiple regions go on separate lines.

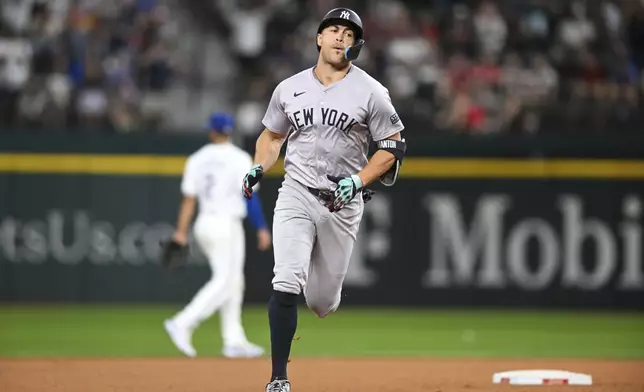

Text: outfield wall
xmin=1 ymin=133 xmax=643 ymax=309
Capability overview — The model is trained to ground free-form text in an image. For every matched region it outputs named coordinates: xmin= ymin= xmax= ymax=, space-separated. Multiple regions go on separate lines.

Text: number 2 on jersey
xmin=202 ymin=173 xmax=216 ymax=200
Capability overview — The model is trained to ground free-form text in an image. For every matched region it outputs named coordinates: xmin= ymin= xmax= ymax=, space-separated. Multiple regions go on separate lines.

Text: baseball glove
xmin=160 ymin=239 xmax=189 ymax=270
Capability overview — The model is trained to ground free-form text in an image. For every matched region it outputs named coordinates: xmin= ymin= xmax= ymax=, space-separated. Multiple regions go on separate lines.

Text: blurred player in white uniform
xmin=164 ymin=112 xmax=272 ymax=358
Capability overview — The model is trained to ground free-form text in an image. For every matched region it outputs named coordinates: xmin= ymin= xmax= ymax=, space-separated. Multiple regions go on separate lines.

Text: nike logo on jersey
xmin=293 ymin=91 xmax=306 ymax=97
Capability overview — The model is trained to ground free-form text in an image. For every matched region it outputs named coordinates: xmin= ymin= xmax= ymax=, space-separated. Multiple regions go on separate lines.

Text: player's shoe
xmin=265 ymin=379 xmax=291 ymax=392
xmin=222 ymin=342 xmax=265 ymax=358
xmin=163 ymin=319 xmax=196 ymax=358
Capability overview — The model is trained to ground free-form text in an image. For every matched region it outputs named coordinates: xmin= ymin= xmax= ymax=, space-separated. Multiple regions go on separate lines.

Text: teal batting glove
xmin=242 ymin=164 xmax=264 ymax=199
xmin=326 ymin=174 xmax=363 ymax=212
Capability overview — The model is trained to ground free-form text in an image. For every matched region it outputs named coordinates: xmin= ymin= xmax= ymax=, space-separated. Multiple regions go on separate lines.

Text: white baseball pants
xmin=171 ymin=214 xmax=250 ymax=347
xmin=271 ymin=175 xmax=364 ymax=318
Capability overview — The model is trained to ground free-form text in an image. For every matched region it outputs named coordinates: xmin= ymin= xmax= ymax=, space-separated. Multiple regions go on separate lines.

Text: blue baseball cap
xmin=207 ymin=112 xmax=234 ymax=134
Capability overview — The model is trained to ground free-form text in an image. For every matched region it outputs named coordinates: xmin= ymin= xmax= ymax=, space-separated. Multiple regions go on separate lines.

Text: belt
xmin=306 ymin=186 xmax=334 ymax=202
xmin=291 ymin=178 xmax=335 ymax=202
xmin=305 ymin=183 xmax=376 ymax=207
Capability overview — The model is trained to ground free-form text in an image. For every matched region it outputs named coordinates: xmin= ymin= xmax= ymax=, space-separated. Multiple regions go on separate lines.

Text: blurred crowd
xmin=229 ymin=0 xmax=644 ymax=136
xmin=0 ymin=0 xmax=178 ymax=132
xmin=1 ymin=0 xmax=643 ymax=136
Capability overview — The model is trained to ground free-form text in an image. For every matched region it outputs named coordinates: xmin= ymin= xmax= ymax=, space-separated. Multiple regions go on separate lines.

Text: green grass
xmin=0 ymin=305 xmax=643 ymax=359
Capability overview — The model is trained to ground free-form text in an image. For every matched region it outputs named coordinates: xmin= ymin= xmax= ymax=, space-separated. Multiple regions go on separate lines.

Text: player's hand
xmin=242 ymin=164 xmax=264 ymax=199
xmin=327 ymin=174 xmax=362 ymax=212
xmin=257 ymin=228 xmax=272 ymax=251
xmin=172 ymin=231 xmax=189 ymax=246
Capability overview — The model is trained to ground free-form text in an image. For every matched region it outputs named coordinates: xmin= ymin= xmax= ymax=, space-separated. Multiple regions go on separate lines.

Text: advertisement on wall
xmin=1 ymin=170 xmax=642 ymax=309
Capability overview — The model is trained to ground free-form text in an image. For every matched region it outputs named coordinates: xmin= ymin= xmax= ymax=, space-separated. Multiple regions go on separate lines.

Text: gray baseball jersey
xmin=262 ymin=65 xmax=404 ymax=317
xmin=262 ymin=65 xmax=405 ymax=189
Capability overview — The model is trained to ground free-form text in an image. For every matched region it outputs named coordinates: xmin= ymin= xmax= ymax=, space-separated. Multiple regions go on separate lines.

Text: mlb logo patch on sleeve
xmin=390 ymin=113 xmax=400 ymax=125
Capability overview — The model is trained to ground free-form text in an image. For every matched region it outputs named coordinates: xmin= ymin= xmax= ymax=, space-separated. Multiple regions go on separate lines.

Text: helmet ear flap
xmin=344 ymin=39 xmax=365 ymax=61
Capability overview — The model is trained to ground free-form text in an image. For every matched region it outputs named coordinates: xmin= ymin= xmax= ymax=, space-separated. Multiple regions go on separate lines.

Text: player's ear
xmin=316 ymin=33 xmax=322 ymax=48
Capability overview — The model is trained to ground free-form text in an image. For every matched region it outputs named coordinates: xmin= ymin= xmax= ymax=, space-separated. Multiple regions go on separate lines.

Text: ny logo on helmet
xmin=340 ymin=11 xmax=351 ymax=19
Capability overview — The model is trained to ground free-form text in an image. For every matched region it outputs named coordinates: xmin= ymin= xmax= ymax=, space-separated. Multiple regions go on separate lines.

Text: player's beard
xmin=322 ymin=46 xmax=350 ymax=70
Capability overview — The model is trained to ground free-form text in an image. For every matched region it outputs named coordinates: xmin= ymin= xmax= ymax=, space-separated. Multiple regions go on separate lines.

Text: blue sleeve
xmin=246 ymin=194 xmax=268 ymax=230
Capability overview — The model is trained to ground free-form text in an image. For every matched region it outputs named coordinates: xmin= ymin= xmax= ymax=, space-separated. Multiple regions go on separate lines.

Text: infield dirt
xmin=2 ymin=358 xmax=643 ymax=392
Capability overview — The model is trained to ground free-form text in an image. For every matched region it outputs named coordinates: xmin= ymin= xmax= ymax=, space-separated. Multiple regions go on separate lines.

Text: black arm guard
xmin=376 ymin=138 xmax=406 ymax=186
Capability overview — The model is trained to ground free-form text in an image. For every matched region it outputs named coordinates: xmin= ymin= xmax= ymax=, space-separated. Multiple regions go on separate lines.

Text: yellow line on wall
xmin=0 ymin=153 xmax=643 ymax=179
xmin=400 ymin=158 xmax=644 ymax=179
xmin=0 ymin=153 xmax=187 ymax=176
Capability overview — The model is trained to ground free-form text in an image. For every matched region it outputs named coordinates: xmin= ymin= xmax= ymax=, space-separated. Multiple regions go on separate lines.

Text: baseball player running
xmin=241 ymin=8 xmax=407 ymax=392
xmin=164 ymin=112 xmax=272 ymax=359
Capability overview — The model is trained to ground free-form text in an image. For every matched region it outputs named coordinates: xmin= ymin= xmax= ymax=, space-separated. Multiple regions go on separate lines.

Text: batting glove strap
xmin=249 ymin=164 xmax=264 ymax=177
xmin=349 ymin=174 xmax=363 ymax=190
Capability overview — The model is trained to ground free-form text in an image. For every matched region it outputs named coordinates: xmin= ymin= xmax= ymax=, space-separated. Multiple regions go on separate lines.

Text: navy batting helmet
xmin=316 ymin=7 xmax=365 ymax=61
